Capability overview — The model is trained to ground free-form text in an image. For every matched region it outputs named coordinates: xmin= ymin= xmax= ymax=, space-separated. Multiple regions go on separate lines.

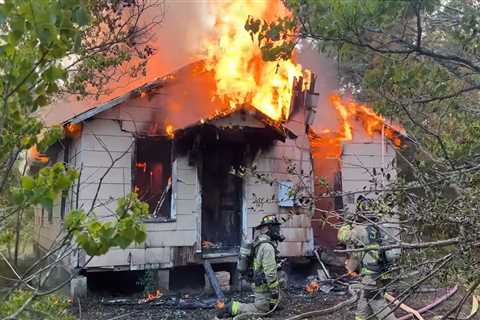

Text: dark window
xmin=41 ymin=208 xmax=44 ymax=226
xmin=133 ymin=138 xmax=172 ymax=219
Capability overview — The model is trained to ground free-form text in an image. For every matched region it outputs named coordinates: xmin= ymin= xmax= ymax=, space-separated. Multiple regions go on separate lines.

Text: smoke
xmin=296 ymin=41 xmax=339 ymax=133
xmin=143 ymin=1 xmax=212 ymax=79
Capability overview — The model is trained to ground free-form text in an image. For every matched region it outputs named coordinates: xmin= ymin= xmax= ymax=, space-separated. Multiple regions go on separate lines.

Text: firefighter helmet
xmin=255 ymin=214 xmax=281 ymax=229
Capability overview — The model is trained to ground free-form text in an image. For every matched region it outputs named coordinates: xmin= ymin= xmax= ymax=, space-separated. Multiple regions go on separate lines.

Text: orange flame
xmin=305 ymin=279 xmax=320 ymax=294
xmin=64 ymin=123 xmax=82 ymax=138
xmin=204 ymin=0 xmax=305 ymax=121
xmin=136 ymin=162 xmax=147 ymax=172
xmin=145 ymin=289 xmax=161 ymax=302
xmin=28 ymin=145 xmax=49 ymax=164
xmin=310 ymin=95 xmax=404 ymax=160
xmin=308 ymin=129 xmax=343 ymax=159
xmin=329 ymin=94 xmax=404 ymax=147
xmin=165 ymin=124 xmax=174 ymax=138
xmin=215 ymin=299 xmax=225 ymax=310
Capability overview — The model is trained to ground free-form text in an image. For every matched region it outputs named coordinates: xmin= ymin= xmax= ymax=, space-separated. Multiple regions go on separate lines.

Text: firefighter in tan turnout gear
xmin=216 ymin=214 xmax=284 ymax=319
xmin=338 ymin=210 xmax=398 ymax=320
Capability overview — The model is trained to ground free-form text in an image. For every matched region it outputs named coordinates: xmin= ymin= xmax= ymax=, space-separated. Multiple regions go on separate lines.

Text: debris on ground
xmin=77 ymin=280 xmax=475 ymax=320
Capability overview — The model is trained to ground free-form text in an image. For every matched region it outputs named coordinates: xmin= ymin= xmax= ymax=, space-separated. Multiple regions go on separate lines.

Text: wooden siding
xmin=37 ymin=100 xmax=317 ymax=269
xmin=82 ymin=117 xmax=199 ymax=268
xmin=340 ymin=126 xmax=397 ymax=212
xmin=244 ymin=109 xmax=315 ymax=257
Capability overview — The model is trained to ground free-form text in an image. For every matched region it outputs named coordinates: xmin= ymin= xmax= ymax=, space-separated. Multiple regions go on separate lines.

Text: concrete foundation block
xmin=70 ymin=275 xmax=87 ymax=300
xmin=157 ymin=269 xmax=170 ymax=291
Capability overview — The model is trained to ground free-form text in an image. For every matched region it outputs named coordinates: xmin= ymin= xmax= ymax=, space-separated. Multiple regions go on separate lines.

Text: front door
xmin=201 ymin=143 xmax=243 ymax=253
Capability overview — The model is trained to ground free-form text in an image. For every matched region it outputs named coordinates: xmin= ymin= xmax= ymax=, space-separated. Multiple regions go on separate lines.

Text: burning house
xmin=31 ymin=1 xmax=409 ymax=293
xmin=33 ymin=60 xmax=317 ymax=291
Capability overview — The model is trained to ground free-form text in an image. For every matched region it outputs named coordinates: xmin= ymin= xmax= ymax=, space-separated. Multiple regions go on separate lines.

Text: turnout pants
xmin=356 ymin=275 xmax=398 ymax=320
xmin=234 ymin=291 xmax=271 ymax=314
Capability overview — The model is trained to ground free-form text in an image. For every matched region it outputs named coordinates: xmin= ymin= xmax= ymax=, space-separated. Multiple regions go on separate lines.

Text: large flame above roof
xmin=203 ymin=0 xmax=304 ymax=121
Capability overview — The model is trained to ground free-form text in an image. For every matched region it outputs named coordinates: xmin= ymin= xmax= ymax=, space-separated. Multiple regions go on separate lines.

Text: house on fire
xmin=32 ymin=61 xmax=408 ymax=290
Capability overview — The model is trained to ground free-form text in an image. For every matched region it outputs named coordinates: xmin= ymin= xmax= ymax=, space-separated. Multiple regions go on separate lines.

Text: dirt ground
xmin=75 ymin=285 xmax=468 ymax=320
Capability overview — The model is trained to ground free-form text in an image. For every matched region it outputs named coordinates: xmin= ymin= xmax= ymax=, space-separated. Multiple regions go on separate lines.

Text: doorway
xmin=201 ymin=143 xmax=243 ymax=253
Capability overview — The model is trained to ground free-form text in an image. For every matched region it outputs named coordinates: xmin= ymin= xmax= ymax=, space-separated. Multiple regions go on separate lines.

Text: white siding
xmin=78 ymin=119 xmax=134 ymax=215
xmin=78 ymin=116 xmax=199 ymax=268
xmin=244 ymin=112 xmax=315 ymax=257
xmin=340 ymin=127 xmax=397 ymax=212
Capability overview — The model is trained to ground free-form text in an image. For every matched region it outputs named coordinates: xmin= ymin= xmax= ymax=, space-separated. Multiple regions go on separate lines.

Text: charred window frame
xmin=334 ymin=171 xmax=344 ymax=211
xmin=133 ymin=137 xmax=174 ymax=221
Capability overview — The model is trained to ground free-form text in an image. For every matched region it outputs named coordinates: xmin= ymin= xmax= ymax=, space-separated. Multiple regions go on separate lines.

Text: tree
xmin=246 ymin=0 xmax=480 ymax=315
xmin=0 ymin=0 xmax=163 ymax=318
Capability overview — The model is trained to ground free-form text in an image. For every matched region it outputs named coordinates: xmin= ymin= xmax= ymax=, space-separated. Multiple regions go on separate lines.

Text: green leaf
xmin=73 ymin=6 xmax=90 ymax=26
xmin=20 ymin=176 xmax=34 ymax=189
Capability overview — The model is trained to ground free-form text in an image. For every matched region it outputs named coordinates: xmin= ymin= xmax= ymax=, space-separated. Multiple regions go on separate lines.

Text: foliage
xmin=11 ymin=163 xmax=78 ymax=210
xmin=65 ymin=193 xmax=148 ymax=256
xmin=0 ymin=290 xmax=74 ymax=320
xmin=0 ymin=0 xmax=160 ymax=318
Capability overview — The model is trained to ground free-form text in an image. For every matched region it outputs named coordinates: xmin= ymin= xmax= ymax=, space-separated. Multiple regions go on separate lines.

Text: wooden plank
xmin=86 ymin=247 xmax=172 ymax=268
xmin=176 ymin=183 xmax=196 ymax=200
xmin=82 ymin=118 xmax=132 ymax=137
xmin=176 ymin=214 xmax=197 ymax=230
xmin=80 ymin=150 xmax=132 ymax=168
xmin=80 ymin=167 xmax=127 ymax=184
xmin=79 ymin=183 xmax=126 ymax=202
xmin=175 ymin=198 xmax=196 ymax=215
xmin=262 ymin=145 xmax=303 ymax=161
xmin=277 ymin=241 xmax=305 ymax=257
xmin=342 ymin=143 xmax=394 ymax=156
xmin=341 ymin=154 xmax=395 ymax=169
xmin=82 ymin=134 xmax=134 ymax=153
xmin=281 ymin=228 xmax=310 ymax=242
xmin=147 ymin=230 xmax=197 ymax=247
xmin=203 ymin=260 xmax=225 ymax=300
xmin=145 ymin=222 xmax=177 ymax=232
xmin=282 ymin=214 xmax=311 ymax=228
xmin=177 ymin=169 xmax=197 ymax=185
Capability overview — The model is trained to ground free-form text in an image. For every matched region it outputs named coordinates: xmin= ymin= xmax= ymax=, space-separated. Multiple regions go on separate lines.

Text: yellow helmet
xmin=337 ymin=225 xmax=352 ymax=243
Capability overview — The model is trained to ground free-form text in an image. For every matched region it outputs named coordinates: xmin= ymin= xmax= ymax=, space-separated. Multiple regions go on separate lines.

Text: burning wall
xmin=310 ymin=95 xmax=405 ymax=248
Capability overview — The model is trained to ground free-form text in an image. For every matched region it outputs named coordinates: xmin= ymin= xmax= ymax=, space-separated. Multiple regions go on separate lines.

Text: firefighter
xmin=216 ymin=214 xmax=284 ymax=319
xmin=338 ymin=201 xmax=398 ymax=320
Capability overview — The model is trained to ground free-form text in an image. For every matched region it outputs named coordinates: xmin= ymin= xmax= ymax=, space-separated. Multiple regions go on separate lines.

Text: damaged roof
xmin=175 ymin=105 xmax=297 ymax=142
xmin=43 ymin=61 xmax=296 ymax=139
